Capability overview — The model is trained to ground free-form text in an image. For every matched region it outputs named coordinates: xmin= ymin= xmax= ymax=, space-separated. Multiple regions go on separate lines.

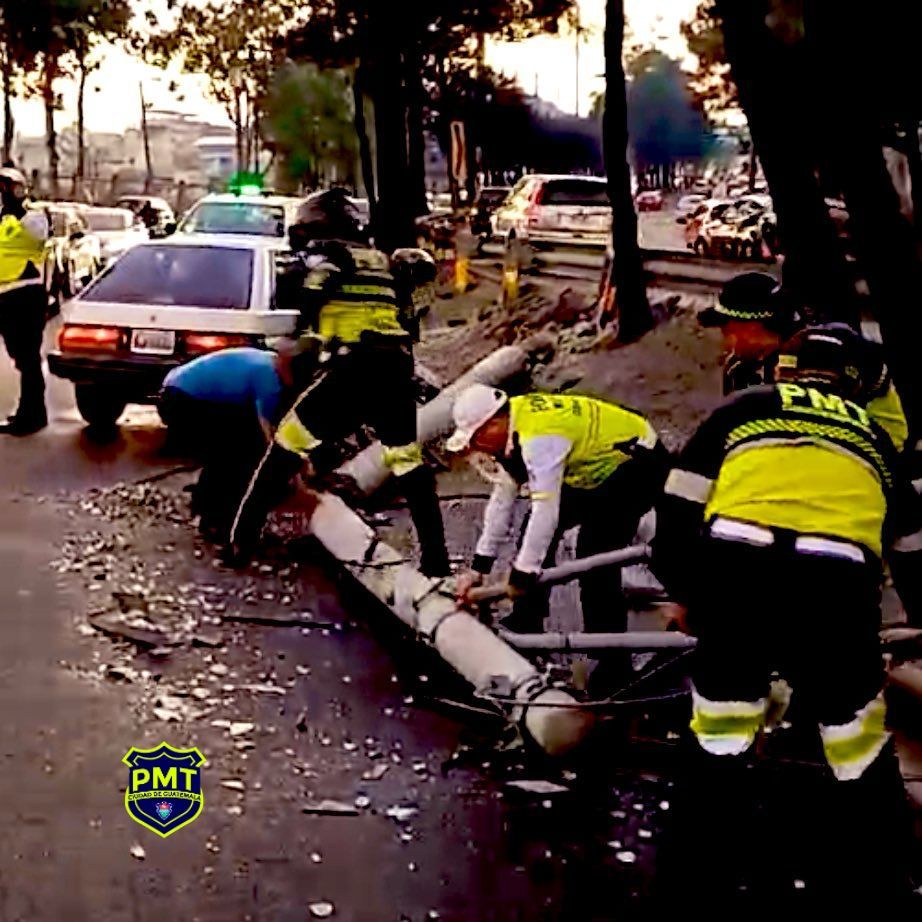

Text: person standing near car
xmin=226 ymin=191 xmax=451 ymax=578
xmin=0 ymin=168 xmax=50 ymax=435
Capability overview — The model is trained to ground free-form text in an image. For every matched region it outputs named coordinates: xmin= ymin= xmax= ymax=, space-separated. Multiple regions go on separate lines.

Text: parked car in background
xmin=114 ymin=196 xmax=176 ymax=238
xmin=83 ymin=207 xmax=149 ymax=265
xmin=635 ymin=190 xmax=664 ymax=212
xmin=34 ymin=201 xmax=102 ymax=298
xmin=492 ymin=174 xmax=611 ymax=250
xmin=685 ymin=199 xmax=732 ymax=253
xmin=470 ymin=186 xmax=511 ymax=244
xmin=686 ymin=195 xmax=776 ymax=260
xmin=48 ymin=235 xmax=295 ymax=429
xmin=675 ymin=193 xmax=707 ymax=223
xmin=178 ymin=193 xmax=302 ymax=240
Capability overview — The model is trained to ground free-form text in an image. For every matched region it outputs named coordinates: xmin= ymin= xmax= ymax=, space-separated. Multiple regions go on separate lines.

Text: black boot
xmin=0 ymin=413 xmax=47 ymax=436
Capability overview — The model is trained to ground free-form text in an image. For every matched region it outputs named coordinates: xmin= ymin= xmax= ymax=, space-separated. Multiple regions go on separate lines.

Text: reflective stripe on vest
xmin=0 ymin=214 xmax=45 ymax=285
xmin=509 ymin=393 xmax=656 ymax=490
xmin=317 ymin=249 xmax=404 ymax=344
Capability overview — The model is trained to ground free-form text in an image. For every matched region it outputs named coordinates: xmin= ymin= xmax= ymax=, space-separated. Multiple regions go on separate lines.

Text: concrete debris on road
xmin=87 ymin=612 xmax=175 ymax=649
xmin=302 ymin=799 xmax=360 ymax=816
xmin=129 ymin=843 xmax=146 ymax=861
xmin=362 ymin=764 xmax=389 ymax=782
xmin=384 ymin=804 xmax=419 ymax=823
xmin=308 ymin=901 xmax=335 ymax=919
xmin=504 ymin=779 xmax=570 ymax=795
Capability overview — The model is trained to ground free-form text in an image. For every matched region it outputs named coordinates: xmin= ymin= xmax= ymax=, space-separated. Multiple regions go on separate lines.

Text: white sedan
xmin=48 ymin=234 xmax=297 ymax=429
xmin=83 ymin=206 xmax=149 ymax=264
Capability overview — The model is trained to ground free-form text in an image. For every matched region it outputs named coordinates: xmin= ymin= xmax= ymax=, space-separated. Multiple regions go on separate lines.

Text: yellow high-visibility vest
xmin=510 ymin=393 xmax=657 ymax=490
xmin=0 ymin=214 xmax=45 ymax=284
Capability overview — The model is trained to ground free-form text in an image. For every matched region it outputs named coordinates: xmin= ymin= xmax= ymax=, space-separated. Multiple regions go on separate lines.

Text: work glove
xmin=506 ymin=567 xmax=540 ymax=600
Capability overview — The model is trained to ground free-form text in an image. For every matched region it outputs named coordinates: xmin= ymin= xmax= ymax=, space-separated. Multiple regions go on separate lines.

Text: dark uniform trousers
xmin=654 ymin=531 xmax=916 ymax=911
xmin=0 ymin=283 xmax=47 ymax=424
xmin=230 ymin=333 xmax=449 ymax=576
xmin=159 ymin=387 xmax=271 ymax=541
xmin=511 ymin=441 xmax=670 ymax=634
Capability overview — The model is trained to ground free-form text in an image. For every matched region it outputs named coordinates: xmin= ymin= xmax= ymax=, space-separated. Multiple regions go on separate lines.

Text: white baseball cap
xmin=446 ymin=384 xmax=509 ymax=452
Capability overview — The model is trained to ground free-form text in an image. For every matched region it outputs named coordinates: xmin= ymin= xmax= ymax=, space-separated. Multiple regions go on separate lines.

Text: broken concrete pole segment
xmin=466 ymin=545 xmax=653 ymax=606
xmin=340 ymin=345 xmax=531 ymax=494
xmin=499 ymin=631 xmax=698 ymax=653
xmin=307 ymin=493 xmax=593 ymax=755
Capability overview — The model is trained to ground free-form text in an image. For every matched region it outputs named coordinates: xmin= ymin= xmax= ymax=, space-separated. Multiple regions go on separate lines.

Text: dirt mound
xmin=418 ymin=278 xmax=724 ymax=449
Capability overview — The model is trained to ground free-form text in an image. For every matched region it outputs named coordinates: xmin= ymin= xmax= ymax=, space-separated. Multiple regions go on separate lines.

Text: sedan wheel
xmin=74 ymin=384 xmax=127 ymax=431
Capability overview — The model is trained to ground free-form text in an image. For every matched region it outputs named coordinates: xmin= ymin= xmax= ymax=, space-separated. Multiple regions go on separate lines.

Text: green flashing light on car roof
xmin=227 ymin=172 xmax=264 ymax=197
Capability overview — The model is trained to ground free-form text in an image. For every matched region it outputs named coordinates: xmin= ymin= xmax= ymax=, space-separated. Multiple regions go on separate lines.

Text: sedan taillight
xmin=184 ymin=333 xmax=253 ymax=355
xmin=58 ymin=324 xmax=122 ymax=353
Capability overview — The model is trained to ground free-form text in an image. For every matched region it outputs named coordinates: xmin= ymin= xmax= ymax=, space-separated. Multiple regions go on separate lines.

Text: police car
xmin=48 ymin=234 xmax=297 ymax=428
xmin=178 ymin=192 xmax=304 ymax=239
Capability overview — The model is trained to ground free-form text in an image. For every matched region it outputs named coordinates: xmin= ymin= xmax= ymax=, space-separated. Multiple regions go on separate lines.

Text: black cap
xmin=699 ymin=272 xmax=791 ymax=330
xmin=783 ymin=322 xmax=864 ymax=393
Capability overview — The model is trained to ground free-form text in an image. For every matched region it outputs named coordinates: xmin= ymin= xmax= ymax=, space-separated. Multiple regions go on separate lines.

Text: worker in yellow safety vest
xmin=653 ymin=323 xmax=922 ymax=909
xmin=226 ymin=191 xmax=450 ymax=577
xmin=0 ymin=168 xmax=50 ymax=435
xmin=700 ymin=271 xmax=909 ymax=452
xmin=448 ymin=385 xmax=669 ymax=635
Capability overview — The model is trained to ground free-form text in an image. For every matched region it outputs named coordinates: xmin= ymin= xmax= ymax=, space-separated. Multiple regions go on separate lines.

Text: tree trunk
xmin=76 ymin=61 xmax=87 ymax=195
xmin=405 ymin=41 xmax=429 ymax=218
xmin=602 ymin=0 xmax=653 ymax=341
xmin=43 ymin=55 xmax=59 ymax=198
xmin=901 ymin=118 xmax=922 ymax=237
xmin=808 ymin=6 xmax=922 ymax=438
xmin=2 ymin=47 xmax=14 ymax=166
xmin=353 ymin=65 xmax=377 ymax=220
xmin=365 ymin=8 xmax=414 ymax=252
xmin=715 ymin=0 xmax=855 ymax=324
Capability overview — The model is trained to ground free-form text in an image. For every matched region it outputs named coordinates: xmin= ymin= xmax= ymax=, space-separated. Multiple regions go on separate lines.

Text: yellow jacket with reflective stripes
xmin=309 ymin=247 xmax=405 ymax=344
xmin=657 ymin=383 xmax=922 ymax=606
xmin=0 ymin=213 xmax=45 ymax=285
xmin=510 ymin=393 xmax=657 ymax=491
xmin=867 ymin=383 xmax=908 ymax=453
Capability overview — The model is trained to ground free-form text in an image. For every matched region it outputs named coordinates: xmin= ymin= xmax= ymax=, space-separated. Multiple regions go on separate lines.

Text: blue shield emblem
xmin=123 ymin=743 xmax=206 ymax=837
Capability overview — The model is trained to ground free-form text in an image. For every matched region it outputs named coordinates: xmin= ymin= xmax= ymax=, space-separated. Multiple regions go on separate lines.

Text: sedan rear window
xmin=82 ymin=246 xmax=253 ymax=310
xmin=542 ymin=180 xmax=609 ymax=207
xmin=180 ymin=202 xmax=286 ymax=237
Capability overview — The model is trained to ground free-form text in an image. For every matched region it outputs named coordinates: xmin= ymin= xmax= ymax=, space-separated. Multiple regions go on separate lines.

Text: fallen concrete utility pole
xmin=309 ymin=493 xmax=594 ymax=756
xmin=467 ymin=545 xmax=651 ymax=606
xmin=341 ymin=344 xmax=533 ymax=494
xmin=499 ymin=630 xmax=697 ymax=653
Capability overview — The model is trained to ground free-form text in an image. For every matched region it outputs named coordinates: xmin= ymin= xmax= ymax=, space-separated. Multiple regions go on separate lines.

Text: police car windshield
xmin=82 ymin=245 xmax=254 ymax=309
xmin=179 ymin=201 xmax=286 ymax=237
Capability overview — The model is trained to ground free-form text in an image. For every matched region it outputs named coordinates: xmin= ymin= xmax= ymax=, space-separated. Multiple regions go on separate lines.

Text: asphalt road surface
xmin=0 ymin=312 xmax=916 ymax=920
xmin=0 ymin=322 xmax=676 ymax=920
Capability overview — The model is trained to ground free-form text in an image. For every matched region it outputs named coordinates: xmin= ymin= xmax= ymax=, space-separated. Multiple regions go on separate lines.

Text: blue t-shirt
xmin=164 ymin=348 xmax=283 ymax=423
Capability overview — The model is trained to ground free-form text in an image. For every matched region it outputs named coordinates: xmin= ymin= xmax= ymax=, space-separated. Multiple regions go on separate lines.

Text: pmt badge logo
xmin=123 ymin=743 xmax=206 ymax=837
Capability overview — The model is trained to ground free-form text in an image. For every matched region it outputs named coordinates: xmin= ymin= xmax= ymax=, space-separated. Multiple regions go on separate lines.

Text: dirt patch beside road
xmin=419 ymin=276 xmax=725 ymax=448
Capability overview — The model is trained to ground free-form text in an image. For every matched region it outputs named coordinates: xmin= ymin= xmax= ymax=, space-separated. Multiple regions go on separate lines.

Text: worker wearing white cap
xmin=447 ymin=384 xmax=669 ymax=634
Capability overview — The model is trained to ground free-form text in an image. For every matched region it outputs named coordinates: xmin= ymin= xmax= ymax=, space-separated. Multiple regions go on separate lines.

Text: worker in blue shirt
xmin=159 ymin=347 xmax=287 ymax=541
